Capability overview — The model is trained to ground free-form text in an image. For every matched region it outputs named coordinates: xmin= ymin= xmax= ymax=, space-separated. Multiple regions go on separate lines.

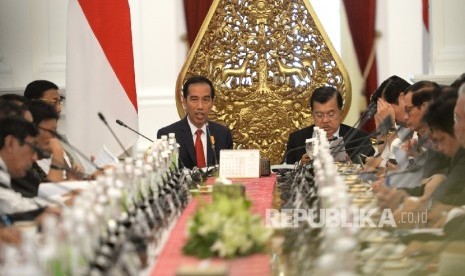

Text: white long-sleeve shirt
xmin=0 ymin=157 xmax=45 ymax=214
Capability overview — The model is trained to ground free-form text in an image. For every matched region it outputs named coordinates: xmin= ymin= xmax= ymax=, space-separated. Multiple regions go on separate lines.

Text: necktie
xmin=195 ymin=129 xmax=206 ymax=168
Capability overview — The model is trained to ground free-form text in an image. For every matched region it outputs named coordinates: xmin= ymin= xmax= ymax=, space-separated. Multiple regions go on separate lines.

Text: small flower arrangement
xmin=183 ymin=195 xmax=272 ymax=258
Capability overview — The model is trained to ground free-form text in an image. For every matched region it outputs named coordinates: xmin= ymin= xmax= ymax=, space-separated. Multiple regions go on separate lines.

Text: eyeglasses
xmin=21 ymin=140 xmax=48 ymax=157
xmin=40 ymin=96 xmax=65 ymax=106
xmin=313 ymin=111 xmax=338 ymax=120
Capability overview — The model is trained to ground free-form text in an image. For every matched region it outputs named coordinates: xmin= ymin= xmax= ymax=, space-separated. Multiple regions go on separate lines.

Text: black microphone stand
xmin=283 ymin=145 xmax=306 ymax=164
xmin=204 ymin=123 xmax=218 ymax=177
xmin=116 ymin=119 xmax=154 ymax=143
xmin=330 ymin=141 xmax=384 ymax=156
xmin=340 ymin=101 xmax=378 ymax=145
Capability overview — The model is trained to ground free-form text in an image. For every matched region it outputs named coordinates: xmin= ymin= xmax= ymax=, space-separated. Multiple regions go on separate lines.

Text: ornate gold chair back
xmin=176 ymin=0 xmax=351 ymax=164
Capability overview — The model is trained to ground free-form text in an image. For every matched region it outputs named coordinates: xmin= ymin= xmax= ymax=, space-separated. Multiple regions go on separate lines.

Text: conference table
xmin=150 ymin=175 xmax=277 ymax=276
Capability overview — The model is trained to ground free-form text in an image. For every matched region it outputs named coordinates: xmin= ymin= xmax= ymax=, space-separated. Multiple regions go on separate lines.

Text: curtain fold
xmin=343 ymin=0 xmax=378 ymax=131
xmin=183 ymin=0 xmax=213 ymax=47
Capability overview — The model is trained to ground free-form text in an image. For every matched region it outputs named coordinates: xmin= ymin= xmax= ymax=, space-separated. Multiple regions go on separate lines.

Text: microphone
xmin=201 ymin=122 xmax=217 ymax=178
xmin=343 ymin=131 xmax=381 ymax=146
xmin=283 ymin=145 xmax=306 ymax=164
xmin=329 ymin=141 xmax=384 ymax=155
xmin=98 ymin=112 xmax=130 ymax=158
xmin=384 ymin=164 xmax=422 ymax=187
xmin=271 ymin=146 xmax=307 ymax=174
xmin=205 ymin=122 xmax=218 ymax=167
xmin=37 ymin=127 xmax=102 ymax=171
xmin=338 ymin=101 xmax=378 ymax=148
xmin=330 ymin=140 xmax=384 ymax=151
xmin=116 ymin=119 xmax=154 ymax=143
xmin=332 ymin=116 xmax=393 ymax=154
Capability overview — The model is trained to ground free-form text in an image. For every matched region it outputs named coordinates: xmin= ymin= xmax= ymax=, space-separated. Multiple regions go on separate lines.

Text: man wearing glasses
xmin=0 ymin=117 xmax=43 ymax=213
xmin=0 ymin=117 xmax=62 ymax=222
xmin=23 ymin=80 xmax=83 ymax=178
xmin=24 ymin=80 xmax=64 ymax=115
xmin=284 ymin=86 xmax=374 ymax=164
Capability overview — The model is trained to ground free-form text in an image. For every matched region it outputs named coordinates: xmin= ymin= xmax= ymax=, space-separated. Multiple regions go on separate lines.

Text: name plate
xmin=219 ymin=149 xmax=260 ymax=178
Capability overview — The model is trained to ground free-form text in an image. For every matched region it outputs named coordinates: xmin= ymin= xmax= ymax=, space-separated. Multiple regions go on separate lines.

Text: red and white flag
xmin=422 ymin=0 xmax=430 ymax=73
xmin=66 ymin=0 xmax=138 ymax=160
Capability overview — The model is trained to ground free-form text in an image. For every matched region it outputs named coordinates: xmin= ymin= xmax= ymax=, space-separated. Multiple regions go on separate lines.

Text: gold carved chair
xmin=176 ymin=0 xmax=351 ymax=164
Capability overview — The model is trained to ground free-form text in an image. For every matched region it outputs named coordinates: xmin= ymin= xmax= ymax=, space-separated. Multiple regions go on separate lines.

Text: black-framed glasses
xmin=40 ymin=95 xmax=65 ymax=106
xmin=313 ymin=111 xmax=338 ymax=120
xmin=21 ymin=140 xmax=49 ymax=158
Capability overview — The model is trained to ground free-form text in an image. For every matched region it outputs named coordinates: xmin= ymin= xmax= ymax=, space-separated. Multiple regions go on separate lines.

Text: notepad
xmin=219 ymin=149 xmax=260 ymax=178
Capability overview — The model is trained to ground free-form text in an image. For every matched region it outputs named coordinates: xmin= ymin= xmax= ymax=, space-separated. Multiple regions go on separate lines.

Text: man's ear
xmin=181 ymin=97 xmax=187 ymax=112
xmin=3 ymin=135 xmax=16 ymax=152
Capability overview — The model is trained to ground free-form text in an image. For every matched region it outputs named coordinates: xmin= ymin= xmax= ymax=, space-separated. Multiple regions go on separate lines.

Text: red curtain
xmin=343 ymin=0 xmax=378 ymax=131
xmin=183 ymin=0 xmax=213 ymax=47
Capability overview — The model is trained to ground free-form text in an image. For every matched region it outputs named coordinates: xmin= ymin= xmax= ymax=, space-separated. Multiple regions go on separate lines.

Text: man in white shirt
xmin=0 ymin=117 xmax=44 ymax=214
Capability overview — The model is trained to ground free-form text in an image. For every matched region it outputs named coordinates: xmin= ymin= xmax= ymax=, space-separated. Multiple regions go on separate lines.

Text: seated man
xmin=11 ymin=101 xmax=86 ymax=198
xmin=157 ymin=76 xmax=233 ymax=169
xmin=24 ymin=80 xmax=83 ymax=172
xmin=0 ymin=117 xmax=45 ymax=214
xmin=364 ymin=75 xmax=411 ymax=170
xmin=284 ymin=86 xmax=374 ymax=164
xmin=377 ymin=87 xmax=465 ymax=228
xmin=24 ymin=80 xmax=64 ymax=115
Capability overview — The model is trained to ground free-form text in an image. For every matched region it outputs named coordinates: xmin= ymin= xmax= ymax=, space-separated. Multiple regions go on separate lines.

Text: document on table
xmin=94 ymin=144 xmax=119 ymax=167
xmin=219 ymin=149 xmax=260 ymax=178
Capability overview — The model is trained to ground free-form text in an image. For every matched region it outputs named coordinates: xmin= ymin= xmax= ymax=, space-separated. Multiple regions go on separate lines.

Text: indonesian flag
xmin=422 ymin=0 xmax=430 ymax=73
xmin=66 ymin=0 xmax=138 ymax=160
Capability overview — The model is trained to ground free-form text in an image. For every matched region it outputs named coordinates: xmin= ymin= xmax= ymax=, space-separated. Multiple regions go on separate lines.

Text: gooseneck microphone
xmin=330 ymin=140 xmax=384 ymax=154
xmin=283 ymin=146 xmax=306 ymax=164
xmin=116 ymin=119 xmax=154 ymax=143
xmin=205 ymin=122 xmax=218 ymax=167
xmin=339 ymin=101 xmax=378 ymax=148
xmin=200 ymin=122 xmax=217 ymax=178
xmin=332 ymin=116 xmax=393 ymax=155
xmin=98 ymin=112 xmax=130 ymax=157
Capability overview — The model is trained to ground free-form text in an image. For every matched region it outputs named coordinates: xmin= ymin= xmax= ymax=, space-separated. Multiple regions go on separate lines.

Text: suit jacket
xmin=11 ymin=162 xmax=45 ymax=198
xmin=433 ymin=147 xmax=465 ymax=206
xmin=157 ymin=117 xmax=233 ymax=169
xmin=284 ymin=124 xmax=375 ymax=164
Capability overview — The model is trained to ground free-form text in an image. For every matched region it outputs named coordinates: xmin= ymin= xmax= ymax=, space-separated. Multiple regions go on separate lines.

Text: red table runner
xmin=151 ymin=175 xmax=276 ymax=276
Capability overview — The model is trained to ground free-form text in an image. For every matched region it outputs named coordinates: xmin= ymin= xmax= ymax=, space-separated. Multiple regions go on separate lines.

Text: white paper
xmin=38 ymin=180 xmax=92 ymax=197
xmin=219 ymin=149 xmax=260 ymax=178
xmin=93 ymin=144 xmax=119 ymax=167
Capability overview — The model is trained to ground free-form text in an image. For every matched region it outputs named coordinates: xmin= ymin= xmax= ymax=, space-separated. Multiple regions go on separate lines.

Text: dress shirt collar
xmin=0 ymin=156 xmax=11 ymax=188
xmin=187 ymin=117 xmax=207 ymax=136
xmin=333 ymin=126 xmax=341 ymax=139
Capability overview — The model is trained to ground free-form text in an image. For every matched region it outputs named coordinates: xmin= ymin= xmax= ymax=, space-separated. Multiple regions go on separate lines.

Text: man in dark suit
xmin=157 ymin=76 xmax=233 ymax=169
xmin=285 ymin=86 xmax=374 ymax=164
